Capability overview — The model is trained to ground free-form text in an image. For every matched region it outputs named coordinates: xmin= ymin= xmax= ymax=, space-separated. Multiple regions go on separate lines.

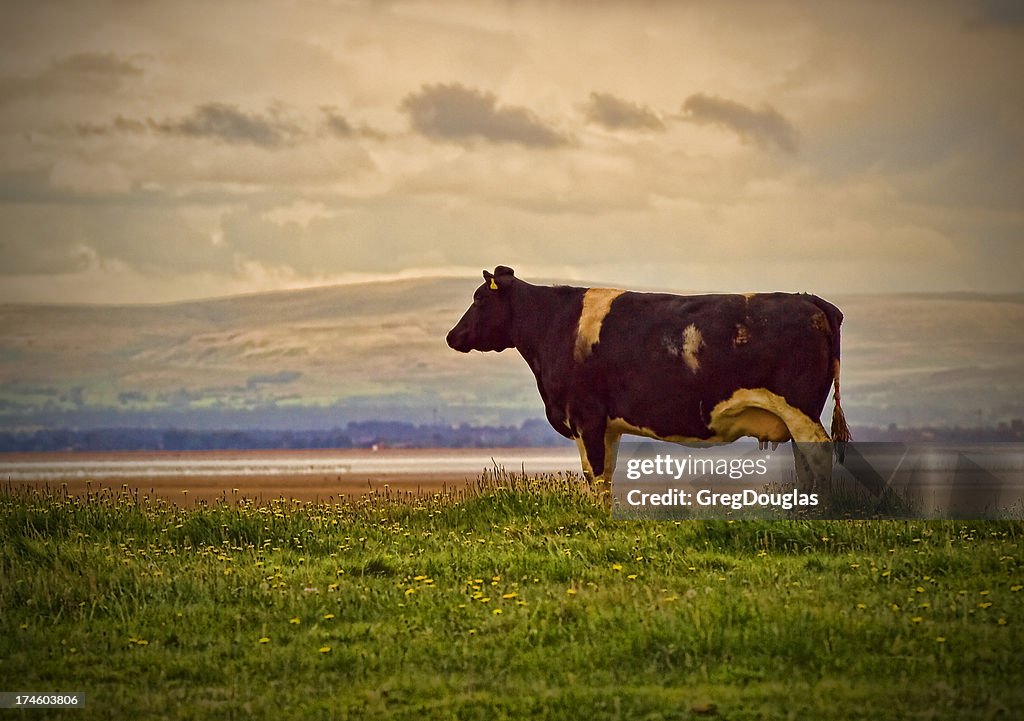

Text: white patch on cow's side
xmin=708 ymin=388 xmax=829 ymax=444
xmin=574 ymin=288 xmax=625 ymax=363
xmin=681 ymin=323 xmax=703 ymax=373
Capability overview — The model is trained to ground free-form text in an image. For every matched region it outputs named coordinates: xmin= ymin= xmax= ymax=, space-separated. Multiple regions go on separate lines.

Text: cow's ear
xmin=483 ymin=270 xmax=498 ymax=291
xmin=492 ymin=266 xmax=514 ymax=290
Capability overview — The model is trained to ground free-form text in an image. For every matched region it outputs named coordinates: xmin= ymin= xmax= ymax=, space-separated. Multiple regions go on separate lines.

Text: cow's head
xmin=446 ymin=266 xmax=517 ymax=353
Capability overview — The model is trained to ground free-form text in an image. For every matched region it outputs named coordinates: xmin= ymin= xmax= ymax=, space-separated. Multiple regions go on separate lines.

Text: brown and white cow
xmin=446 ymin=266 xmax=850 ymax=489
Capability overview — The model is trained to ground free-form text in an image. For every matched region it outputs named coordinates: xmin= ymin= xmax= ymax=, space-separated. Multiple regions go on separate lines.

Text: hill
xmin=1 ymin=279 xmax=1022 ymax=430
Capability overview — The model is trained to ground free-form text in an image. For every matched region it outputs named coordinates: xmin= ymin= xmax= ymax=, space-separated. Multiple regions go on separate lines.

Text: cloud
xmin=320 ymin=106 xmax=387 ymax=141
xmin=76 ymin=104 xmax=387 ymax=146
xmin=0 ymin=52 xmax=143 ymax=105
xmin=400 ymin=83 xmax=567 ymax=148
xmin=75 ymin=115 xmax=147 ymax=137
xmin=681 ymin=93 xmax=799 ymax=153
xmin=968 ymin=0 xmax=1024 ymax=27
xmin=583 ymin=92 xmax=664 ymax=131
xmin=321 ymin=106 xmax=355 ymax=137
xmin=262 ymin=200 xmax=336 ymax=229
xmin=148 ymin=103 xmax=302 ymax=148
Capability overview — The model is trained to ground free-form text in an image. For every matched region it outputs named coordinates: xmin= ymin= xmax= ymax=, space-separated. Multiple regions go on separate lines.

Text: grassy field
xmin=2 ymin=471 xmax=1023 ymax=720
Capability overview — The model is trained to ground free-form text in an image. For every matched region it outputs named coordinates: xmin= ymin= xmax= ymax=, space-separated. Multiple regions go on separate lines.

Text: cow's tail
xmin=812 ymin=296 xmax=851 ymax=463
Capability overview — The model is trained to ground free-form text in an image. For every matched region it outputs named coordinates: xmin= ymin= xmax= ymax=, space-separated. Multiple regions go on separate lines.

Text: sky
xmin=1 ymin=0 xmax=1022 ymax=304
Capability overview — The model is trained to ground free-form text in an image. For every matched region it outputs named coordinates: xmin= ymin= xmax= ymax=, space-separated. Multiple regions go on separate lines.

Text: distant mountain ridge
xmin=2 ymin=278 xmax=1022 ymax=431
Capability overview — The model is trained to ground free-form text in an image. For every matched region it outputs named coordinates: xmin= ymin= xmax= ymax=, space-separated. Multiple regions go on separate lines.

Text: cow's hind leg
xmin=792 ymin=439 xmax=833 ymax=496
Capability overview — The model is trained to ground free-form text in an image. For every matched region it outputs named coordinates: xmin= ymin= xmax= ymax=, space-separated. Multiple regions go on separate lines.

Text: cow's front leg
xmin=602 ymin=429 xmax=622 ymax=482
xmin=575 ymin=421 xmax=620 ymax=483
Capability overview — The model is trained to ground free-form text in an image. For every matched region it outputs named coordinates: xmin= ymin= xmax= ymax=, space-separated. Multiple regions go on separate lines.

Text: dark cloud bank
xmin=78 ymin=102 xmax=383 ymax=148
xmin=583 ymin=92 xmax=664 ymax=132
xmin=149 ymin=103 xmax=302 ymax=147
xmin=681 ymin=93 xmax=799 ymax=153
xmin=400 ymin=83 xmax=568 ymax=148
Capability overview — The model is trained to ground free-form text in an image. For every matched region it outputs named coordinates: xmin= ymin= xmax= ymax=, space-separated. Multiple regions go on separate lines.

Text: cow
xmin=446 ymin=266 xmax=850 ymax=491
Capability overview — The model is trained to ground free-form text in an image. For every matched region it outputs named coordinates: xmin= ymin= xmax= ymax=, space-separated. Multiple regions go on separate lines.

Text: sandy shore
xmin=0 ymin=448 xmax=576 ymax=504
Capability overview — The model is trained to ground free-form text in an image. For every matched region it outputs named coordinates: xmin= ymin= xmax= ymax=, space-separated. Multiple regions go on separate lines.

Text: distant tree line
xmin=0 ymin=418 xmax=570 ymax=453
xmin=1 ymin=419 xmax=1020 ymax=453
xmin=847 ymin=420 xmax=1024 ymax=443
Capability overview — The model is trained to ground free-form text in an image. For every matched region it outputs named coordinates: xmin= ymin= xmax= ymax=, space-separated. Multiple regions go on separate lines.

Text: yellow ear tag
xmin=489 ymin=278 xmax=498 ymax=290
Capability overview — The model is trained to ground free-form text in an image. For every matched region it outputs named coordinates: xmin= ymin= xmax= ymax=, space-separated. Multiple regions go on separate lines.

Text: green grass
xmin=2 ymin=471 xmax=1023 ymax=720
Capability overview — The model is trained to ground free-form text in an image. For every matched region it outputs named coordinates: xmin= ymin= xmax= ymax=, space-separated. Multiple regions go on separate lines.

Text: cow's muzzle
xmin=446 ymin=328 xmax=471 ymax=352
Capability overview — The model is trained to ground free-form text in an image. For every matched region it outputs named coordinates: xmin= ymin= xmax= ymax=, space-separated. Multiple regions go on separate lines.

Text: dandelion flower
xmin=319 ymin=646 xmax=331 ymax=654
xmin=323 ymin=613 xmax=335 ymax=620
xmin=258 ymin=637 xmax=270 ymax=644
xmin=289 ymin=617 xmax=301 ymax=625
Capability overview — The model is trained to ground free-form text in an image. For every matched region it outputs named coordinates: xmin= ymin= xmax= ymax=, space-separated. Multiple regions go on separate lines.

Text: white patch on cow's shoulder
xmin=682 ymin=324 xmax=703 ymax=373
xmin=574 ymin=288 xmax=624 ymax=363
xmin=708 ymin=388 xmax=829 ymax=444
